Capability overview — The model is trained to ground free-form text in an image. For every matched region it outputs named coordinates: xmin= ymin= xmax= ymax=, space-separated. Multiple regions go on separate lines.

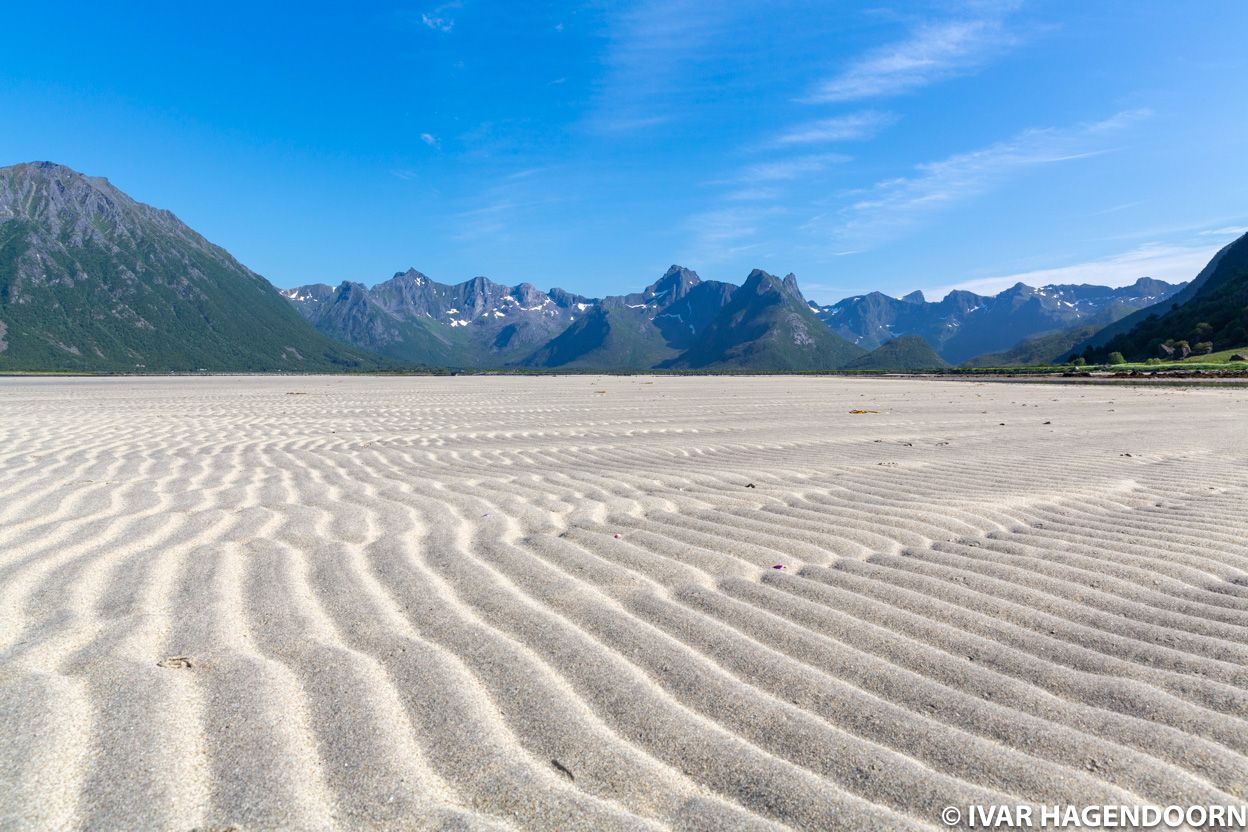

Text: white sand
xmin=0 ymin=375 xmax=1245 ymax=831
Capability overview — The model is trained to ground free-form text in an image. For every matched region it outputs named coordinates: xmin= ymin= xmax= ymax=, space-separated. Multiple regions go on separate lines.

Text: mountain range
xmin=284 ymin=265 xmax=865 ymax=371
xmin=286 ymin=265 xmax=1184 ymax=371
xmin=810 ymin=278 xmax=1185 ymax=365
xmin=1 ymin=161 xmax=1239 ymax=373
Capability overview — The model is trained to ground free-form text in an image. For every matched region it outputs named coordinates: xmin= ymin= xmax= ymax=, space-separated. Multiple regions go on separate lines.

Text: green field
xmin=1178 ymin=346 xmax=1248 ymax=363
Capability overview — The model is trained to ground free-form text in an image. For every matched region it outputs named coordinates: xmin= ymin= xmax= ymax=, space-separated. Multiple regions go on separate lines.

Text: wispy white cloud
xmin=449 ymin=167 xmax=570 ymax=242
xmin=705 ymin=6 xmax=1019 ymax=264
xmin=504 ymin=167 xmax=547 ymax=181
xmin=587 ymin=0 xmax=742 ymax=132
xmin=1093 ymin=215 xmax=1248 ymax=244
xmin=1084 ymin=108 xmax=1152 ymax=134
xmin=775 ymin=111 xmax=899 ymax=145
xmin=1081 ymin=200 xmax=1144 ymax=218
xmin=420 ymin=132 xmax=439 ymax=147
xmin=922 ymin=233 xmax=1242 ymax=300
xmin=595 ymin=114 xmax=671 ymax=133
xmin=421 ymin=13 xmax=455 ymax=33
xmin=451 ymin=200 xmax=514 ymax=240
xmin=682 ymin=204 xmax=784 ymax=265
xmin=724 ymin=187 xmax=783 ymax=202
xmin=808 ymin=16 xmax=1017 ymax=103
xmin=815 ymin=109 xmax=1150 ymax=246
xmin=738 ymin=153 xmax=851 ymax=183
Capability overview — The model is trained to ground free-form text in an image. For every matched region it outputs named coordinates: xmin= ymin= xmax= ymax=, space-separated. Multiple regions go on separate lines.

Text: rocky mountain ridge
xmin=285 ymin=264 xmax=860 ymax=370
xmin=811 ymin=277 xmax=1185 ymax=364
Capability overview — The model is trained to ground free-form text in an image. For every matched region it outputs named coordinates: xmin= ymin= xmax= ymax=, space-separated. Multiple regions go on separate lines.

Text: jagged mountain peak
xmin=511 ymin=281 xmax=550 ymax=306
xmin=386 ymin=268 xmax=433 ymax=286
xmin=1127 ymin=276 xmax=1174 ymax=296
xmin=660 ymin=264 xmax=700 ymax=281
xmin=547 ymin=287 xmax=593 ymax=308
xmin=334 ymin=280 xmax=370 ymax=297
xmin=461 ymin=274 xmax=495 ymax=290
xmin=660 ymin=269 xmax=863 ymax=371
xmin=5 ymin=161 xmax=117 ymax=196
xmin=781 ymin=273 xmax=805 ymax=303
xmin=647 ymin=265 xmax=702 ymax=301
xmin=942 ymin=289 xmax=986 ymax=304
xmin=280 ymin=283 xmax=334 ymax=303
xmin=738 ymin=269 xmax=806 ymax=303
xmin=0 ymin=160 xmax=202 ymax=249
xmin=740 ymin=270 xmax=787 ymax=300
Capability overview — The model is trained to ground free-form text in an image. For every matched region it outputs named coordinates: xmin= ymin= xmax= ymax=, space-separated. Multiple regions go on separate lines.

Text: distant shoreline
xmin=5 ymin=368 xmax=1248 ymax=386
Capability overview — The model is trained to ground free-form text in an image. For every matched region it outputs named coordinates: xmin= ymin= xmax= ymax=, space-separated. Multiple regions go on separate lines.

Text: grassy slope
xmin=1181 ymin=345 xmax=1248 ymax=362
xmin=843 ymin=335 xmax=949 ymax=371
xmin=520 ymin=306 xmax=677 ymax=369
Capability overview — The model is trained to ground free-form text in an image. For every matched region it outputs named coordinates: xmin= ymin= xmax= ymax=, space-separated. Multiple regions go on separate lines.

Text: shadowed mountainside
xmin=1073 ymin=232 xmax=1248 ymax=362
xmin=662 ymin=270 xmax=865 ymax=371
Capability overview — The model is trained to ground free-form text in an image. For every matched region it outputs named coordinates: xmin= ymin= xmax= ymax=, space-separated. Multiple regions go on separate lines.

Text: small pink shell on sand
xmin=772 ymin=564 xmax=786 ymax=570
xmin=613 ymin=533 xmax=622 ymax=539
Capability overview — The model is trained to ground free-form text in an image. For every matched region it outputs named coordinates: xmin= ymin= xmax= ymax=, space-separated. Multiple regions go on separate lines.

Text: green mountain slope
xmin=963 ymin=301 xmax=1148 ymax=367
xmin=520 ymin=304 xmax=679 ymax=369
xmin=0 ymin=162 xmax=379 ymax=372
xmin=963 ymin=325 xmax=1101 ymax=367
xmin=664 ymin=270 xmax=864 ymax=370
xmin=517 ymin=266 xmax=737 ymax=370
xmin=1075 ymin=232 xmax=1248 ymax=362
xmin=285 ymin=281 xmax=463 ymax=367
xmin=842 ymin=335 xmax=949 ymax=370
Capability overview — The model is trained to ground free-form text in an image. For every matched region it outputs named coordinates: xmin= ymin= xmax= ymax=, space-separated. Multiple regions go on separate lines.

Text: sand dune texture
xmin=1 ymin=375 xmax=1246 ymax=831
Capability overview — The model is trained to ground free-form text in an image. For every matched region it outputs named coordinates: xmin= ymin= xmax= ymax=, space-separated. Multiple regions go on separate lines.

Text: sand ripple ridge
xmin=1 ymin=375 xmax=1245 ymax=830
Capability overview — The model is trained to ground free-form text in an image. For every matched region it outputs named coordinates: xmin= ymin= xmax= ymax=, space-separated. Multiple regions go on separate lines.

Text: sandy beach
xmin=1 ymin=375 xmax=1246 ymax=831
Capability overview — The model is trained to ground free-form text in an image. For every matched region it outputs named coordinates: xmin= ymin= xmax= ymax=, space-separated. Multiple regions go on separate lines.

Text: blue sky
xmin=2 ymin=1 xmax=1245 ymax=303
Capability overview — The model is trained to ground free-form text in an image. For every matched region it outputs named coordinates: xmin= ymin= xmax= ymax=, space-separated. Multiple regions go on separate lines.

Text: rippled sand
xmin=1 ymin=375 xmax=1246 ymax=830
